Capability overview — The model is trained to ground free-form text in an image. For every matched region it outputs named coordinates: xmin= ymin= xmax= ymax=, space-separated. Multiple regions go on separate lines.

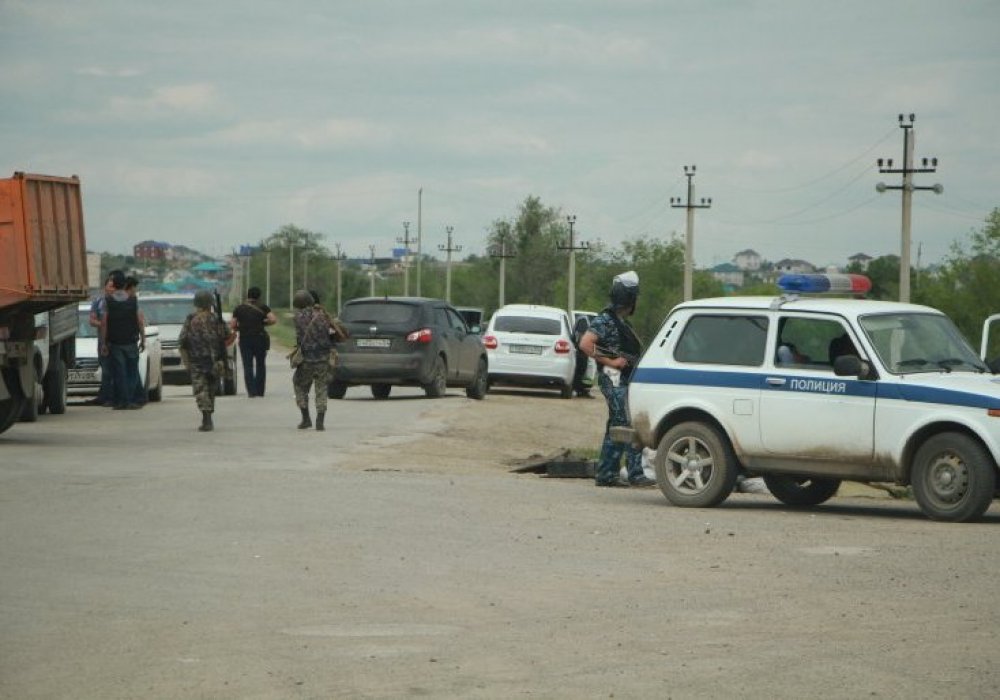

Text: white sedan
xmin=483 ymin=304 xmax=577 ymax=399
xmin=68 ymin=303 xmax=163 ymax=402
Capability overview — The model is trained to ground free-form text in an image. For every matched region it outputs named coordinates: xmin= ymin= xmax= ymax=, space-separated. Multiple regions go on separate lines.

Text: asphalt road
xmin=3 ymin=357 xmax=1000 ymax=699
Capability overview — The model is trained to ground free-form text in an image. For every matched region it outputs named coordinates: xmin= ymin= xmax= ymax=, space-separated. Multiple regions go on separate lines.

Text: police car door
xmin=759 ymin=315 xmax=875 ymax=462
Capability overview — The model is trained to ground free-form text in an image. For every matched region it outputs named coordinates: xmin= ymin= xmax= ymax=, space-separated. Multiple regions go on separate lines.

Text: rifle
xmin=212 ymin=288 xmax=233 ymax=380
xmin=593 ymin=344 xmax=640 ymax=367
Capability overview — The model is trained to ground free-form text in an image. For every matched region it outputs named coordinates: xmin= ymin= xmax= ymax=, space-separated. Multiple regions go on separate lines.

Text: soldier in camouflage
xmin=179 ymin=290 xmax=232 ymax=431
xmin=292 ymin=289 xmax=334 ymax=430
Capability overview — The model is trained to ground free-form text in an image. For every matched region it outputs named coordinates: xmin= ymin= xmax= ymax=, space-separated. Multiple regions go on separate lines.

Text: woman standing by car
xmin=291 ymin=289 xmax=334 ymax=431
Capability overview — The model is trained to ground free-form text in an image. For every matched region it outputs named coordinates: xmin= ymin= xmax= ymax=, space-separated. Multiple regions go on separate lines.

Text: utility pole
xmin=490 ymin=223 xmax=516 ymax=308
xmin=416 ymin=188 xmax=423 ymax=296
xmin=368 ymin=244 xmax=377 ymax=297
xmin=333 ymin=243 xmax=345 ymax=313
xmin=875 ymin=114 xmax=943 ymax=303
xmin=288 ymin=242 xmax=296 ymax=309
xmin=397 ymin=221 xmax=413 ymax=296
xmin=557 ymin=214 xmax=588 ymax=316
xmin=265 ymin=249 xmax=271 ymax=306
xmin=438 ymin=225 xmax=462 ymax=304
xmin=302 ymin=250 xmax=310 ymax=290
xmin=671 ymin=165 xmax=712 ymax=302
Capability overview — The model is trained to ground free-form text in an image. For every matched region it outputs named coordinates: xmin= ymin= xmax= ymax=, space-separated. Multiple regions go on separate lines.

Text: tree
xmin=917 ymin=208 xmax=1000 ymax=352
xmin=485 ymin=197 xmax=566 ymax=306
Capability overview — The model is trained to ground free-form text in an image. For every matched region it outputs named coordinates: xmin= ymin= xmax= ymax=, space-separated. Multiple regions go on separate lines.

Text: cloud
xmin=107 ymin=83 xmax=219 ymax=119
xmin=213 ymin=118 xmax=393 ymax=150
xmin=75 ymin=66 xmax=143 ymax=78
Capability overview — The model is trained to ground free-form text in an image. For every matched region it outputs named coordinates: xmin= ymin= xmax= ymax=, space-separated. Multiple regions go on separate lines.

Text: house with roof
xmin=773 ymin=258 xmax=816 ymax=274
xmin=733 ymin=249 xmax=762 ymax=271
xmin=711 ymin=262 xmax=745 ymax=289
xmin=848 ymin=252 xmax=873 ymax=271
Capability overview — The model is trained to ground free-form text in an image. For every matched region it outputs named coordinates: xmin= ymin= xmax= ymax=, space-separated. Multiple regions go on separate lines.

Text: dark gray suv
xmin=328 ymin=297 xmax=488 ymax=400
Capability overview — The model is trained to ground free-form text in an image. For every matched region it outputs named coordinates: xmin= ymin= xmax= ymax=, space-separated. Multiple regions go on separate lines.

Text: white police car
xmin=621 ymin=274 xmax=1000 ymax=522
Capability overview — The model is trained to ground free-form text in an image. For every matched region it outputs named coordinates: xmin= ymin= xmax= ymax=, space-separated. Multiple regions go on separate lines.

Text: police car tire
xmin=654 ymin=421 xmax=739 ymax=508
xmin=328 ymin=381 xmax=348 ymax=399
xmin=912 ymin=433 xmax=995 ymax=523
xmin=762 ymin=475 xmax=841 ymax=507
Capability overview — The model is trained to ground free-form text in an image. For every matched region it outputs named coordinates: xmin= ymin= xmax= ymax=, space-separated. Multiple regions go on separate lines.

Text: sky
xmin=2 ymin=0 xmax=998 ymax=270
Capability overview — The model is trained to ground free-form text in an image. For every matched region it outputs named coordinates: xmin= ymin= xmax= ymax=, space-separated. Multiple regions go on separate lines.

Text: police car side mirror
xmin=833 ymin=355 xmax=866 ymax=378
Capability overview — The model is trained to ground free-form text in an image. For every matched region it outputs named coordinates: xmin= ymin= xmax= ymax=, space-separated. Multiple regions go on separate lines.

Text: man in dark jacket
xmin=230 ymin=286 xmax=276 ymax=398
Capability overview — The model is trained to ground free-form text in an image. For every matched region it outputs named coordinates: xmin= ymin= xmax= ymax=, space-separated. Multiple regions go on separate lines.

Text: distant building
xmin=733 ymin=249 xmax=762 ymax=271
xmin=848 ymin=252 xmax=873 ymax=271
xmin=134 ymin=240 xmax=169 ymax=261
xmin=773 ymin=258 xmax=816 ymax=274
xmin=711 ymin=262 xmax=745 ymax=288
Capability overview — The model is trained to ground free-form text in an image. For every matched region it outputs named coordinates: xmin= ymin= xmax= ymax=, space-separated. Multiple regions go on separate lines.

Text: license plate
xmin=68 ymin=369 xmax=97 ymax=382
xmin=357 ymin=338 xmax=391 ymax=348
xmin=509 ymin=344 xmax=542 ymax=355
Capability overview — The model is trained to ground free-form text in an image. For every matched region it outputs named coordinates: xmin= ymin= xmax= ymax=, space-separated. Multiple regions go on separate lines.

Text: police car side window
xmin=674 ymin=315 xmax=768 ymax=366
xmin=777 ymin=317 xmax=854 ymax=370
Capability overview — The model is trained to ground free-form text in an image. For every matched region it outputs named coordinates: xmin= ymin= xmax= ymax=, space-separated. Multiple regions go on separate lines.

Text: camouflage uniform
xmin=180 ymin=307 xmax=229 ymax=414
xmin=589 ymin=309 xmax=646 ymax=485
xmin=293 ymin=306 xmax=334 ymax=414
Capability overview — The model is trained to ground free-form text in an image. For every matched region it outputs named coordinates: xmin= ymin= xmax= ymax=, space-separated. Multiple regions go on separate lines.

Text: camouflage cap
xmin=193 ymin=290 xmax=214 ymax=309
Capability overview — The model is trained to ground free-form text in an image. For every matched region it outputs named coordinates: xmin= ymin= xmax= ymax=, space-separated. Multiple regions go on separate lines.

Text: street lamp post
xmin=670 ymin=165 xmax=712 ymax=302
xmin=438 ymin=225 xmax=462 ymax=304
xmin=557 ymin=215 xmax=588 ymax=316
xmin=875 ymin=114 xmax=943 ymax=303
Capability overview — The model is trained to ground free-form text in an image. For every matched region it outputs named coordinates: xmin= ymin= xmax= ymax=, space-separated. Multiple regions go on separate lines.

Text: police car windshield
xmin=859 ymin=312 xmax=988 ymax=374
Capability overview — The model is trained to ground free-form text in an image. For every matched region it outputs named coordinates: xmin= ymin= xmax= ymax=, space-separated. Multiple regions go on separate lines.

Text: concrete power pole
xmin=333 ymin=243 xmax=345 ymax=313
xmin=368 ymin=245 xmax=377 ymax=297
xmin=557 ymin=215 xmax=588 ymax=316
xmin=438 ymin=226 xmax=462 ymax=304
xmin=670 ymin=165 xmax=712 ymax=302
xmin=416 ymin=188 xmax=423 ymax=296
xmin=875 ymin=114 xmax=943 ymax=303
xmin=397 ymin=221 xmax=413 ymax=296
xmin=490 ymin=224 xmax=516 ymax=308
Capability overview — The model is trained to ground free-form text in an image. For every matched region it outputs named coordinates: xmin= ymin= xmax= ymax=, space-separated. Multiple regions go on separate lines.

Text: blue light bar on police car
xmin=777 ymin=273 xmax=872 ymax=295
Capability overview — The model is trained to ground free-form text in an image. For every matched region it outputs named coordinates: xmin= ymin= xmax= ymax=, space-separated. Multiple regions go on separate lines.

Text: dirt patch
xmin=361 ymin=390 xmax=608 ymax=474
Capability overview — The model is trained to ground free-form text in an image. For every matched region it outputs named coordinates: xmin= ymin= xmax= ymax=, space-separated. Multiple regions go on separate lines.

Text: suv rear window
xmin=674 ymin=314 xmax=769 ymax=366
xmin=494 ymin=315 xmax=562 ymax=335
xmin=140 ymin=298 xmax=196 ymax=325
xmin=341 ymin=302 xmax=419 ymax=324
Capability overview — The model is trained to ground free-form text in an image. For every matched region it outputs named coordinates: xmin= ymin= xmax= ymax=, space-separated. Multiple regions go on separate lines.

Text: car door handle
xmin=765 ymin=377 xmax=787 ymax=386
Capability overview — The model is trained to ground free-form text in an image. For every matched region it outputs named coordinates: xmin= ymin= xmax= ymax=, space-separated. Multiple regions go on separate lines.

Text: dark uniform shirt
xmin=105 ymin=292 xmax=140 ymax=345
xmin=232 ymin=301 xmax=271 ymax=337
xmin=589 ymin=307 xmax=641 ymax=384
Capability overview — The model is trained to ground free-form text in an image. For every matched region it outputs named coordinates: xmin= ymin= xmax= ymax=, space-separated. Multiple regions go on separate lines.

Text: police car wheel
xmin=762 ymin=475 xmax=841 ymax=506
xmin=654 ymin=421 xmax=738 ymax=508
xmin=912 ymin=433 xmax=995 ymax=523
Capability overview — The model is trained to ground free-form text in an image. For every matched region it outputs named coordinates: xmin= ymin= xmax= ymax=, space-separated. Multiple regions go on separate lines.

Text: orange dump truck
xmin=0 ymin=172 xmax=90 ymax=434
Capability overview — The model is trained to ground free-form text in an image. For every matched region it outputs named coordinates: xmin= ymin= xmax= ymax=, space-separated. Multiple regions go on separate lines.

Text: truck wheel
xmin=371 ymin=383 xmax=392 ymax=399
xmin=763 ymin=475 xmax=841 ymax=506
xmin=423 ymin=357 xmax=447 ymax=398
xmin=654 ymin=421 xmax=738 ymax=508
xmin=44 ymin=356 xmax=68 ymax=415
xmin=912 ymin=433 xmax=995 ymax=522
xmin=20 ymin=363 xmax=40 ymax=422
xmin=0 ymin=368 xmax=23 ymax=434
xmin=465 ymin=357 xmax=488 ymax=400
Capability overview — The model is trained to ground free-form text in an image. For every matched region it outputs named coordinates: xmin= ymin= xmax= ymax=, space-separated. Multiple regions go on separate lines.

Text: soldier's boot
xmin=297 ymin=407 xmax=312 ymax=429
xmin=315 ymin=411 xmax=325 ymax=431
xmin=199 ymin=411 xmax=214 ymax=432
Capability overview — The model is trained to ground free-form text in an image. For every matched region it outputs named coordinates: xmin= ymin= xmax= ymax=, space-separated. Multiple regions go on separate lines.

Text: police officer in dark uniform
xmin=578 ymin=271 xmax=656 ymax=487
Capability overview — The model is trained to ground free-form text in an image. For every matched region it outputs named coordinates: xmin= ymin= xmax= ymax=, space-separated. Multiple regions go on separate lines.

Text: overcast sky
xmin=2 ymin=0 xmax=998 ymax=269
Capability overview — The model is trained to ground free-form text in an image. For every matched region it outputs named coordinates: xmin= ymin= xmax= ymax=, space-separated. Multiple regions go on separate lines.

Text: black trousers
xmin=239 ymin=334 xmax=269 ymax=397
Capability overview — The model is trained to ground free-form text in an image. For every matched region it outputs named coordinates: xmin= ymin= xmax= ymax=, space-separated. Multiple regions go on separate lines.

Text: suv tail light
xmin=483 ymin=335 xmax=498 ymax=350
xmin=406 ymin=328 xmax=433 ymax=343
xmin=554 ymin=339 xmax=572 ymax=354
